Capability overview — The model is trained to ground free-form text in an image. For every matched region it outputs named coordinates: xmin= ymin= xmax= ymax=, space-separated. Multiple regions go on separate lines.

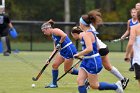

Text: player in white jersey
xmin=87 ymin=9 xmax=129 ymax=89
xmin=121 ymin=8 xmax=138 ymax=71
xmin=125 ymin=10 xmax=140 ymax=87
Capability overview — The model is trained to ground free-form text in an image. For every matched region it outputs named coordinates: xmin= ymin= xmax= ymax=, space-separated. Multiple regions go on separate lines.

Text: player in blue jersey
xmin=71 ymin=16 xmax=124 ymax=93
xmin=41 ymin=19 xmax=78 ymax=88
xmin=71 ymin=26 xmax=123 ymax=93
xmin=121 ymin=8 xmax=138 ymax=71
xmin=88 ymin=9 xmax=129 ymax=89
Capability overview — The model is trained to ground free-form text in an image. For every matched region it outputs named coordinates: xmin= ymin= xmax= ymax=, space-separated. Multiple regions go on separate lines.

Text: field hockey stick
xmin=32 ymin=49 xmax=59 ymax=81
xmin=57 ymin=57 xmax=82 ymax=81
xmin=109 ymin=36 xmax=129 ymax=43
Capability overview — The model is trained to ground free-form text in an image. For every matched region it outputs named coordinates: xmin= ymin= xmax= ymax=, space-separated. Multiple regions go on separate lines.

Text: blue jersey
xmin=129 ymin=18 xmax=138 ymax=27
xmin=52 ymin=34 xmax=77 ymax=59
xmin=80 ymin=30 xmax=98 ymax=57
xmin=80 ymin=29 xmax=102 ymax=74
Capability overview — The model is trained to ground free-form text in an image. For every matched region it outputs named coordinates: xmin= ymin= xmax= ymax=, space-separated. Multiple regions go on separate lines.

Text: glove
xmin=9 ymin=28 xmax=18 ymax=38
xmin=56 ymin=42 xmax=61 ymax=49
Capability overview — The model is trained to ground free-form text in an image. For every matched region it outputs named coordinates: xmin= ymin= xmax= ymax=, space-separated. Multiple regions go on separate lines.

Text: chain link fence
xmin=10 ymin=21 xmax=127 ymax=52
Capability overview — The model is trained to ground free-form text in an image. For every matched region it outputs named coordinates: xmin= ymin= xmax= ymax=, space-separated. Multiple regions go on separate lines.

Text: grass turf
xmin=0 ymin=51 xmax=139 ymax=93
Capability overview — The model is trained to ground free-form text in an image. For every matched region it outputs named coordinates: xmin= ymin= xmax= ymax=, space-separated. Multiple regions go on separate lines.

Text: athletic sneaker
xmin=129 ymin=67 xmax=134 ymax=71
xmin=84 ymin=79 xmax=90 ymax=89
xmin=115 ymin=81 xmax=124 ymax=93
xmin=121 ymin=77 xmax=129 ymax=89
xmin=3 ymin=52 xmax=10 ymax=56
xmin=45 ymin=83 xmax=58 ymax=88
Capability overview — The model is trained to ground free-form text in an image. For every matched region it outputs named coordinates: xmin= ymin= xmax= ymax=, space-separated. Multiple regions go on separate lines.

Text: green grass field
xmin=0 ymin=51 xmax=139 ymax=93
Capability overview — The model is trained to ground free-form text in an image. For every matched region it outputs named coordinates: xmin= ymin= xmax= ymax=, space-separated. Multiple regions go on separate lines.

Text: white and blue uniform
xmin=129 ymin=18 xmax=138 ymax=70
xmin=129 ymin=18 xmax=138 ymax=27
xmin=80 ymin=29 xmax=103 ymax=74
xmin=133 ymin=36 xmax=140 ymax=79
xmin=133 ymin=36 xmax=140 ymax=65
xmin=52 ymin=34 xmax=77 ymax=59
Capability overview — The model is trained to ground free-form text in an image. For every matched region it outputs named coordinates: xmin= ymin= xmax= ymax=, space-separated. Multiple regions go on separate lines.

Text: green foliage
xmin=4 ymin=0 xmax=140 ymax=22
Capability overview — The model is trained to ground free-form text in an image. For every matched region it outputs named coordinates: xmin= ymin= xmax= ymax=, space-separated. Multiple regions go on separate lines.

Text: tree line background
xmin=5 ymin=0 xmax=140 ymax=22
xmin=2 ymin=0 xmax=138 ymax=51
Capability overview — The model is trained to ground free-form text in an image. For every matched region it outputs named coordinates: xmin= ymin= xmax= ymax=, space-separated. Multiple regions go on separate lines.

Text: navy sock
xmin=130 ymin=57 xmax=134 ymax=68
xmin=71 ymin=68 xmax=78 ymax=75
xmin=99 ymin=82 xmax=118 ymax=90
xmin=52 ymin=70 xmax=58 ymax=85
xmin=78 ymin=85 xmax=87 ymax=93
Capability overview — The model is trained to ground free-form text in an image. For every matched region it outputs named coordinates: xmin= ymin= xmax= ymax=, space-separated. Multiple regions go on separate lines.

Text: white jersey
xmin=133 ymin=36 xmax=140 ymax=65
xmin=90 ymin=24 xmax=107 ymax=49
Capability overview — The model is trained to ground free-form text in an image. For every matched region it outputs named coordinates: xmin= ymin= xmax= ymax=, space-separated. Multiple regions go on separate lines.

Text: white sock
xmin=110 ymin=66 xmax=124 ymax=80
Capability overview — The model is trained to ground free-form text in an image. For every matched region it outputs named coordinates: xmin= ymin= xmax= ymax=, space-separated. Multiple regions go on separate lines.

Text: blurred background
xmin=2 ymin=0 xmax=140 ymax=52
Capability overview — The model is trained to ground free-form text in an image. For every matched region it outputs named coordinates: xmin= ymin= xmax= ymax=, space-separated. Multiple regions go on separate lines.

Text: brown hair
xmin=130 ymin=8 xmax=137 ymax=13
xmin=47 ymin=19 xmax=54 ymax=27
xmin=88 ymin=9 xmax=103 ymax=26
xmin=71 ymin=26 xmax=83 ymax=34
xmin=137 ymin=10 xmax=140 ymax=21
xmin=81 ymin=14 xmax=92 ymax=25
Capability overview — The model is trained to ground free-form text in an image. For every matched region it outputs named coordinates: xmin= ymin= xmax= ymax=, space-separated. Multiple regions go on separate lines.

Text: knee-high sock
xmin=78 ymin=85 xmax=87 ymax=93
xmin=71 ymin=68 xmax=78 ymax=75
xmin=130 ymin=57 xmax=134 ymax=68
xmin=110 ymin=66 xmax=124 ymax=80
xmin=52 ymin=70 xmax=58 ymax=85
xmin=99 ymin=82 xmax=118 ymax=90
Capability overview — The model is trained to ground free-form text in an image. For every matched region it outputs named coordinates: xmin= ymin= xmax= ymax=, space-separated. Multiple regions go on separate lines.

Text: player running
xmin=71 ymin=25 xmax=123 ymax=93
xmin=41 ymin=19 xmax=78 ymax=88
xmin=84 ymin=9 xmax=129 ymax=89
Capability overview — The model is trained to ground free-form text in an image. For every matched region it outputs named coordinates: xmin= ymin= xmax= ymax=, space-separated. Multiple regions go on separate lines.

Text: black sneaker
xmin=121 ymin=78 xmax=129 ymax=89
xmin=129 ymin=67 xmax=134 ymax=71
xmin=85 ymin=79 xmax=90 ymax=89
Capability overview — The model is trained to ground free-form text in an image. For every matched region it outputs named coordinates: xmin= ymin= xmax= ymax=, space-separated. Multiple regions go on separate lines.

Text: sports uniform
xmin=45 ymin=31 xmax=78 ymax=88
xmin=52 ymin=34 xmax=77 ymax=59
xmin=80 ymin=29 xmax=102 ymax=74
xmin=77 ymin=28 xmax=123 ymax=93
xmin=133 ymin=36 xmax=140 ymax=80
xmin=129 ymin=18 xmax=138 ymax=27
xmin=129 ymin=18 xmax=138 ymax=71
xmin=89 ymin=24 xmax=129 ymax=89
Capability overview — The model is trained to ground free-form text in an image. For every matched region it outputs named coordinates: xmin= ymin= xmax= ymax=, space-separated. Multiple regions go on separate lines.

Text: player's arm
xmin=53 ymin=29 xmax=66 ymax=43
xmin=6 ymin=16 xmax=18 ymax=38
xmin=74 ymin=32 xmax=93 ymax=57
xmin=121 ymin=20 xmax=130 ymax=40
xmin=125 ymin=26 xmax=136 ymax=61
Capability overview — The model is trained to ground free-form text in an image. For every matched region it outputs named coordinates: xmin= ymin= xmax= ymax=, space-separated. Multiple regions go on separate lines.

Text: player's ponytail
xmin=80 ymin=14 xmax=92 ymax=26
xmin=88 ymin=9 xmax=103 ymax=26
xmin=47 ymin=19 xmax=54 ymax=28
xmin=41 ymin=19 xmax=54 ymax=30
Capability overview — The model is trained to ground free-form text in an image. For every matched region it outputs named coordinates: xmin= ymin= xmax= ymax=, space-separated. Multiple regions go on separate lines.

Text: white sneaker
xmin=115 ymin=81 xmax=124 ymax=93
